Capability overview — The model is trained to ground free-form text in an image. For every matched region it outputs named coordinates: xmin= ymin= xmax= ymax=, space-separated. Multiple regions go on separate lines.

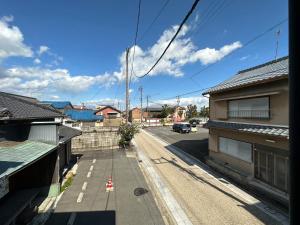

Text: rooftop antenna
xmin=275 ymin=29 xmax=280 ymax=60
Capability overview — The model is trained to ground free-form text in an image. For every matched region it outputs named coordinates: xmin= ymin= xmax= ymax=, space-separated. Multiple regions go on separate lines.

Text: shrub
xmin=118 ymin=123 xmax=139 ymax=147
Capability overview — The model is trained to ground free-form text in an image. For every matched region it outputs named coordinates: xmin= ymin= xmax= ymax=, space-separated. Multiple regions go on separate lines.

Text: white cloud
xmin=240 ymin=55 xmax=250 ymax=61
xmin=0 ymin=16 xmax=33 ymax=60
xmin=116 ymin=24 xmax=242 ymax=81
xmin=33 ymin=58 xmax=41 ymax=64
xmin=50 ymin=95 xmax=60 ymax=100
xmin=85 ymin=98 xmax=124 ymax=107
xmin=38 ymin=45 xmax=49 ymax=55
xmin=0 ymin=66 xmax=118 ymax=95
xmin=151 ymin=96 xmax=208 ymax=109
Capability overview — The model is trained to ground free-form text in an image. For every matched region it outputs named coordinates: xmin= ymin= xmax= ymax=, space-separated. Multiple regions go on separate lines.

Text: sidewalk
xmin=134 ymin=130 xmax=288 ymax=225
xmin=45 ymin=149 xmax=165 ymax=225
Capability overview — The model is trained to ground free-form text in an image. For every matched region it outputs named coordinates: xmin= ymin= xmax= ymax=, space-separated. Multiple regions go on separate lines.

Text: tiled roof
xmin=64 ymin=109 xmax=104 ymax=122
xmin=41 ymin=101 xmax=73 ymax=109
xmin=205 ymin=120 xmax=289 ymax=138
xmin=96 ymin=105 xmax=121 ymax=113
xmin=0 ymin=92 xmax=63 ymax=120
xmin=203 ymin=56 xmax=288 ymax=95
xmin=0 ymin=140 xmax=57 ymax=178
xmin=58 ymin=125 xmax=82 ymax=143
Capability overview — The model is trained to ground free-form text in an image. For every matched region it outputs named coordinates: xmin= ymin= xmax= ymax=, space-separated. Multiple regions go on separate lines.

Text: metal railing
xmin=228 ymin=109 xmax=270 ymax=119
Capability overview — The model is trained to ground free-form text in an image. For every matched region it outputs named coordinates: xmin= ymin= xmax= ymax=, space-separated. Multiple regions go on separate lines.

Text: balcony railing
xmin=228 ymin=109 xmax=270 ymax=119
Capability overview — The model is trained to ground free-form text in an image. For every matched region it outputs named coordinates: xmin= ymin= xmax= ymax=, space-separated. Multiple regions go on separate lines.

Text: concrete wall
xmin=209 ymin=79 xmax=288 ymax=125
xmin=71 ymin=127 xmax=120 ymax=151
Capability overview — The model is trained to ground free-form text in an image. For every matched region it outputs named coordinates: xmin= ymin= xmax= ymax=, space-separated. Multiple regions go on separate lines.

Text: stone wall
xmin=71 ymin=127 xmax=120 ymax=151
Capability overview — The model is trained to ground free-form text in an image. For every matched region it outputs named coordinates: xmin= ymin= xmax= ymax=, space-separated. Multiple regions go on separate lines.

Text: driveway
xmin=45 ymin=149 xmax=165 ymax=225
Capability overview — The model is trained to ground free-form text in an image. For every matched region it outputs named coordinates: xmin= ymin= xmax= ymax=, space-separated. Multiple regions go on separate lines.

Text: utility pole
xmin=125 ymin=48 xmax=130 ymax=124
xmin=146 ymin=95 xmax=149 ymax=126
xmin=176 ymin=96 xmax=180 ymax=107
xmin=139 ymin=86 xmax=143 ymax=123
xmin=275 ymin=29 xmax=280 ymax=60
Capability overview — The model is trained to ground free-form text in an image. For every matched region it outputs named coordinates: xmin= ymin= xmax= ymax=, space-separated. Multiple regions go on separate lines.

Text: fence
xmin=71 ymin=127 xmax=120 ymax=151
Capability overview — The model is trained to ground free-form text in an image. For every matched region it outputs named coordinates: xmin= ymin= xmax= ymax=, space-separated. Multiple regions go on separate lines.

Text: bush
xmin=61 ymin=175 xmax=73 ymax=193
xmin=118 ymin=123 xmax=139 ymax=147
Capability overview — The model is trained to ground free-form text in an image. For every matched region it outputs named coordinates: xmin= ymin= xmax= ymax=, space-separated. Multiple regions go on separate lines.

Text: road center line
xmin=67 ymin=212 xmax=77 ymax=225
xmin=82 ymin=181 xmax=88 ymax=191
xmin=89 ymin=165 xmax=94 ymax=171
xmin=92 ymin=159 xmax=96 ymax=163
xmin=76 ymin=192 xmax=84 ymax=203
xmin=87 ymin=171 xmax=91 ymax=178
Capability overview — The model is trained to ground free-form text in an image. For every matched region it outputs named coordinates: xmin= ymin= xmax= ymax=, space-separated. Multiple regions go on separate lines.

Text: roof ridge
xmin=238 ymin=56 xmax=288 ymax=74
xmin=0 ymin=92 xmax=63 ymax=116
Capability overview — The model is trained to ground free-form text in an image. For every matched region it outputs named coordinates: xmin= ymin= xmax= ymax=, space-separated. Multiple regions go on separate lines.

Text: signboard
xmin=0 ymin=176 xmax=9 ymax=199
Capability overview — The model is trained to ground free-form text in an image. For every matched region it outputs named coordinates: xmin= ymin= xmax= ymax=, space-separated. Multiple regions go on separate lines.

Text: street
xmin=145 ymin=126 xmax=209 ymax=161
xmin=45 ymin=150 xmax=165 ymax=225
xmin=134 ymin=129 xmax=287 ymax=225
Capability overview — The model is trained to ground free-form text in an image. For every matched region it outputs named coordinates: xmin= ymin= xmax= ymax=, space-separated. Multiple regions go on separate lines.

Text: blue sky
xmin=0 ymin=0 xmax=288 ymax=109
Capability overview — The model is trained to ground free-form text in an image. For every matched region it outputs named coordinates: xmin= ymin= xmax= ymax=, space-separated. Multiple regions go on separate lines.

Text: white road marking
xmin=92 ymin=159 xmax=96 ymax=163
xmin=82 ymin=182 xmax=88 ymax=191
xmin=76 ymin=192 xmax=84 ymax=203
xmin=87 ymin=171 xmax=91 ymax=178
xmin=67 ymin=212 xmax=77 ymax=225
xmin=89 ymin=165 xmax=94 ymax=171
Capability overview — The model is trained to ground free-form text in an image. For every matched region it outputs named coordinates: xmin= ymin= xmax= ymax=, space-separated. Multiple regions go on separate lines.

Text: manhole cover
xmin=134 ymin=187 xmax=148 ymax=196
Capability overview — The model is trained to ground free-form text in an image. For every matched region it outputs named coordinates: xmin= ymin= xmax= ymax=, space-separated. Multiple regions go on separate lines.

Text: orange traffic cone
xmin=106 ymin=176 xmax=114 ymax=192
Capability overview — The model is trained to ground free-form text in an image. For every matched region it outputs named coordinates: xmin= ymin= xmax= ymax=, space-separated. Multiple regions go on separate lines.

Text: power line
xmin=138 ymin=0 xmax=171 ymax=43
xmin=129 ymin=0 xmax=142 ymax=86
xmin=190 ymin=17 xmax=288 ymax=78
xmin=135 ymin=0 xmax=201 ymax=78
xmin=154 ymin=66 xmax=287 ymax=101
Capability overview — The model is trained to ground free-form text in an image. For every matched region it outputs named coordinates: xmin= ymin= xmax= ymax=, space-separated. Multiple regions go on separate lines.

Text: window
xmin=219 ymin=137 xmax=252 ymax=162
xmin=254 ymin=147 xmax=289 ymax=192
xmin=228 ymin=97 xmax=269 ymax=119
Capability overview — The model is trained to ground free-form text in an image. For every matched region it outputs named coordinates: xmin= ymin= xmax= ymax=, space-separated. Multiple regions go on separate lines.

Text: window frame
xmin=218 ymin=136 xmax=253 ymax=163
xmin=227 ymin=96 xmax=271 ymax=119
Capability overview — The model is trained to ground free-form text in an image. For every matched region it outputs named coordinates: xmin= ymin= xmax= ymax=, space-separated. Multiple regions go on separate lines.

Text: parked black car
xmin=172 ymin=123 xmax=191 ymax=133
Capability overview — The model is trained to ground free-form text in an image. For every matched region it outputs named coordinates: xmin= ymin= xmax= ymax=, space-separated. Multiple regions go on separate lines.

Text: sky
xmin=0 ymin=0 xmax=288 ymax=110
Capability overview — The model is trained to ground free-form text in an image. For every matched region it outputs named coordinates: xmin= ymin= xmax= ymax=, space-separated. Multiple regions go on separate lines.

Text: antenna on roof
xmin=275 ymin=29 xmax=280 ymax=60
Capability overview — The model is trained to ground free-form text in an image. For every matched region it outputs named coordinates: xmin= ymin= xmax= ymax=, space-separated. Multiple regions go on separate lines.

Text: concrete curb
xmin=132 ymin=138 xmax=193 ymax=225
xmin=141 ymin=129 xmax=289 ymax=225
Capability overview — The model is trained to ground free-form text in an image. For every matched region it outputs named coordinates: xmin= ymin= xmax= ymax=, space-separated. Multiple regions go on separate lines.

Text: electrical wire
xmin=190 ymin=18 xmax=288 ymax=78
xmin=135 ymin=0 xmax=201 ymax=78
xmin=129 ymin=0 xmax=142 ymax=87
xmin=138 ymin=0 xmax=171 ymax=43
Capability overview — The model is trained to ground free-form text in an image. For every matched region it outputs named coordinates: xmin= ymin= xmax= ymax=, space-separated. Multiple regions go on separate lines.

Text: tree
xmin=160 ymin=104 xmax=174 ymax=118
xmin=199 ymin=106 xmax=209 ymax=118
xmin=186 ymin=104 xmax=198 ymax=119
xmin=118 ymin=123 xmax=139 ymax=147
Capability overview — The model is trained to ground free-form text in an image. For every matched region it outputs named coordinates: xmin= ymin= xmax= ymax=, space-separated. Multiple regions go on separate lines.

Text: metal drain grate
xmin=134 ymin=187 xmax=148 ymax=196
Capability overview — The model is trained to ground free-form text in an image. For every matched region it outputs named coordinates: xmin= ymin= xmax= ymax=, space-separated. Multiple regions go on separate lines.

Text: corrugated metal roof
xmin=41 ymin=101 xmax=73 ymax=109
xmin=203 ymin=56 xmax=288 ymax=95
xmin=0 ymin=92 xmax=63 ymax=120
xmin=64 ymin=109 xmax=103 ymax=122
xmin=205 ymin=120 xmax=289 ymax=138
xmin=0 ymin=140 xmax=57 ymax=178
xmin=58 ymin=125 xmax=82 ymax=143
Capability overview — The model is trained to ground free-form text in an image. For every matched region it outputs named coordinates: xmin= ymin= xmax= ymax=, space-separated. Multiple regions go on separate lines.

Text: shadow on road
xmin=168 ymin=139 xmax=208 ymax=162
xmin=151 ymin=156 xmax=279 ymax=225
xmin=46 ymin=210 xmax=116 ymax=225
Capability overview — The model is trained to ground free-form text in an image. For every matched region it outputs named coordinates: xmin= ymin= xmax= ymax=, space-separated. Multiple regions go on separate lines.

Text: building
xmin=203 ymin=56 xmax=289 ymax=205
xmin=0 ymin=92 xmax=81 ymax=224
xmin=40 ymin=101 xmax=73 ymax=114
xmin=173 ymin=106 xmax=187 ymax=122
xmin=95 ymin=106 xmax=121 ymax=119
xmin=129 ymin=107 xmax=142 ymax=123
xmin=64 ymin=109 xmax=104 ymax=128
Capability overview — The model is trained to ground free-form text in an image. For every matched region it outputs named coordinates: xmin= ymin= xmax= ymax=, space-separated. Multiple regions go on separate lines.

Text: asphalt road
xmin=144 ymin=126 xmax=209 ymax=162
xmin=45 ymin=150 xmax=165 ymax=225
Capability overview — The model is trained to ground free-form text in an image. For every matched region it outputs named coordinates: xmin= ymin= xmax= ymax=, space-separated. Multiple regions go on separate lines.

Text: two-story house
xmin=203 ymin=56 xmax=289 ymax=205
